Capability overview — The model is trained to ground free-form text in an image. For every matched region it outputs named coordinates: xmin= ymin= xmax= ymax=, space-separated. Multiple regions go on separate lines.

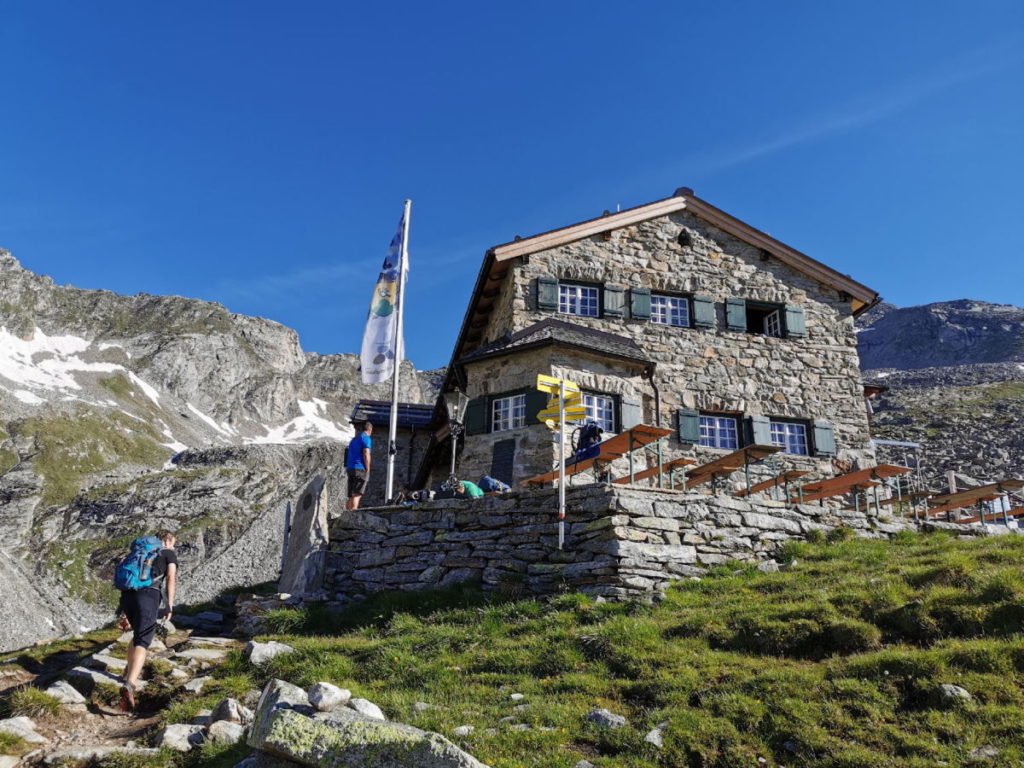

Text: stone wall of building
xmin=464 ymin=209 xmax=872 ymax=485
xmin=357 ymin=428 xmax=433 ymax=506
xmin=324 ymin=485 xmax=991 ymax=602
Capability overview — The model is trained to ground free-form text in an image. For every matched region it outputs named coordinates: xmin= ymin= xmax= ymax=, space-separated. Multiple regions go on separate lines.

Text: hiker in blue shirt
xmin=346 ymin=421 xmax=373 ymax=510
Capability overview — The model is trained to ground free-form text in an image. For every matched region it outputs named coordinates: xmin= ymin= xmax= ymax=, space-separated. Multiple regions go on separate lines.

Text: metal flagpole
xmin=385 ymin=200 xmax=411 ymax=503
xmin=558 ymin=379 xmax=566 ymax=549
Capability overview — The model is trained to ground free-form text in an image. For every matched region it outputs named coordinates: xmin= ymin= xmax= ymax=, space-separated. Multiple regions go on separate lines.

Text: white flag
xmin=360 ymin=209 xmax=408 ymax=384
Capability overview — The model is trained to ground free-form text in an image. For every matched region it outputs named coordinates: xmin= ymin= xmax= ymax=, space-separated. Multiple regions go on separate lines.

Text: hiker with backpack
xmin=113 ymin=530 xmax=177 ymax=710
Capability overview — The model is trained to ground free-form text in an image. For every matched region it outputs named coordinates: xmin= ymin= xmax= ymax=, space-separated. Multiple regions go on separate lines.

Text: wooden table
xmin=681 ymin=444 xmax=782 ymax=494
xmin=612 ymin=457 xmax=695 ymax=487
xmin=794 ymin=464 xmax=911 ymax=506
xmin=520 ymin=425 xmax=673 ymax=487
xmin=925 ymin=479 xmax=1024 ymax=522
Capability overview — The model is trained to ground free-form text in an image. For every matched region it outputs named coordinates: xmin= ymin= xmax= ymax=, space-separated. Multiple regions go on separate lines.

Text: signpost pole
xmin=558 ymin=379 xmax=566 ymax=550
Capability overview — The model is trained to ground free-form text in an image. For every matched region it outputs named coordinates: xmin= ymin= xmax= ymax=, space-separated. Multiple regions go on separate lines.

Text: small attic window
xmin=677 ymin=230 xmax=692 ymax=247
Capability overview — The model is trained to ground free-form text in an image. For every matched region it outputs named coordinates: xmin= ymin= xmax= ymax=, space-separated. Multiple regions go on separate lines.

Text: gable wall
xmin=469 ymin=210 xmax=872 ymax=482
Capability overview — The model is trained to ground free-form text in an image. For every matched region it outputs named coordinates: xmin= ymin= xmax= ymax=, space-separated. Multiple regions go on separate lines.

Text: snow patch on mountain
xmin=250 ymin=399 xmax=353 ymax=445
xmin=0 ymin=326 xmax=120 ymax=392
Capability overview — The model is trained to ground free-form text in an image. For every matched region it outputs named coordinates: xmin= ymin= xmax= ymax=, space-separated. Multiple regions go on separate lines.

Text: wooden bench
xmin=679 ymin=445 xmax=782 ymax=493
xmin=925 ymin=479 xmax=1024 ymax=519
xmin=794 ymin=464 xmax=911 ymax=504
xmin=612 ymin=457 xmax=695 ymax=486
xmin=733 ymin=470 xmax=808 ymax=499
xmin=520 ymin=425 xmax=673 ymax=487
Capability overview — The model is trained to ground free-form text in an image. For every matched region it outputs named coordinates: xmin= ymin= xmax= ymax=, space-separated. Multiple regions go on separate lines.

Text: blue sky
xmin=1 ymin=1 xmax=1021 ymax=370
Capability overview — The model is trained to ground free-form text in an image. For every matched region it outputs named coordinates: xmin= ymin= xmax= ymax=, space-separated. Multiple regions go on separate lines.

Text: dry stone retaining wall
xmin=324 ymin=485 xmax=988 ymax=601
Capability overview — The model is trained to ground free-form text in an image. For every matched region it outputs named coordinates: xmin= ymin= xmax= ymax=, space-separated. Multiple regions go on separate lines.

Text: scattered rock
xmin=157 ymin=723 xmax=204 ymax=752
xmin=176 ymin=647 xmax=230 ymax=662
xmin=509 ymin=724 xmax=530 ymax=731
xmin=936 ymin=683 xmax=973 ymax=707
xmin=85 ymin=652 xmax=127 ymax=673
xmin=756 ymin=560 xmax=780 ymax=573
xmin=66 ymin=665 xmax=139 ymax=693
xmin=184 ymin=676 xmax=212 ymax=693
xmin=233 ymin=754 xmax=304 ymax=768
xmin=212 ymin=697 xmax=255 ymax=725
xmin=453 ymin=725 xmax=474 ymax=737
xmin=573 ymin=762 xmax=595 ymax=768
xmin=348 ymin=697 xmax=385 ymax=721
xmin=412 ymin=701 xmax=432 ymax=712
xmin=250 ymin=695 xmax=488 ymax=767
xmin=42 ymin=747 xmax=160 ymax=765
xmin=44 ymin=680 xmax=87 ymax=708
xmin=195 ymin=611 xmax=225 ymax=623
xmin=0 ymin=716 xmax=48 ymax=743
xmin=250 ymin=679 xmax=313 ymax=741
xmin=245 ymin=640 xmax=295 ymax=665
xmin=192 ymin=710 xmax=213 ymax=726
xmin=0 ymin=757 xmax=20 ymax=768
xmin=969 ymin=745 xmax=1000 ymax=760
xmin=308 ymin=682 xmax=351 ymax=712
xmin=207 ymin=719 xmax=246 ymax=745
xmin=170 ymin=668 xmax=190 ymax=680
xmin=644 ymin=721 xmax=669 ymax=747
xmin=509 ymin=693 xmax=524 ymax=701
xmin=585 ymin=708 xmax=627 ymax=729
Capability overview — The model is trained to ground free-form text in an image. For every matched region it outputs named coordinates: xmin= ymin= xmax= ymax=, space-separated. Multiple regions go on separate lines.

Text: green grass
xmin=229 ymin=532 xmax=1024 ymax=768
xmin=0 ymin=731 xmax=30 ymax=756
xmin=0 ymin=446 xmax=17 ymax=474
xmin=4 ymin=687 xmax=61 ymax=718
xmin=10 ymin=411 xmax=170 ymax=506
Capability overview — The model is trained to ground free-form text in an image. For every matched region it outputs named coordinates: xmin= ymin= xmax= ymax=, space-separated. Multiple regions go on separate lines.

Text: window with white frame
xmin=763 ymin=309 xmax=783 ymax=338
xmin=583 ymin=393 xmax=615 ymax=433
xmin=558 ymin=284 xmax=599 ymax=317
xmin=491 ymin=394 xmax=526 ymax=432
xmin=650 ymin=294 xmax=690 ymax=327
xmin=770 ymin=420 xmax=808 ymax=455
xmin=699 ymin=414 xmax=739 ymax=450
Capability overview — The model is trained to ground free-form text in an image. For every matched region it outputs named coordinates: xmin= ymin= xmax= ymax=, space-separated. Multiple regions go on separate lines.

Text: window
xmin=491 ymin=394 xmax=526 ymax=432
xmin=558 ymin=284 xmax=599 ymax=317
xmin=745 ymin=303 xmax=784 ymax=336
xmin=727 ymin=299 xmax=793 ymax=337
xmin=699 ymin=414 xmax=739 ymax=450
xmin=650 ymin=294 xmax=690 ymax=327
xmin=763 ymin=309 xmax=782 ymax=338
xmin=583 ymin=393 xmax=615 ymax=433
xmin=770 ymin=420 xmax=808 ymax=455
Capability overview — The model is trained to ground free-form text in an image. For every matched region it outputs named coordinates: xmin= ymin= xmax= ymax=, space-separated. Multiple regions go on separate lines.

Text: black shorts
xmin=347 ymin=469 xmax=367 ymax=497
xmin=118 ymin=588 xmax=161 ymax=648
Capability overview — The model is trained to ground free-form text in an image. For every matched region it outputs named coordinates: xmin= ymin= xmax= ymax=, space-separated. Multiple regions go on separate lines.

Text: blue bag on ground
xmin=113 ymin=536 xmax=163 ymax=590
xmin=478 ymin=476 xmax=511 ymax=493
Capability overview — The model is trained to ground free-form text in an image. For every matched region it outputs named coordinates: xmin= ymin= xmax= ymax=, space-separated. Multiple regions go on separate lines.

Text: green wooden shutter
xmin=785 ymin=305 xmax=806 ymax=338
xmin=630 ymin=287 xmax=651 ymax=320
xmin=726 ymin=298 xmax=747 ymax=332
xmin=678 ymin=408 xmax=700 ymax=444
xmin=620 ymin=397 xmax=643 ymax=430
xmin=464 ymin=397 xmax=488 ymax=435
xmin=748 ymin=414 xmax=772 ymax=446
xmin=813 ymin=421 xmax=836 ymax=457
xmin=524 ymin=389 xmax=549 ymax=424
xmin=692 ymin=295 xmax=715 ymax=328
xmin=537 ymin=277 xmax=558 ymax=311
xmin=603 ymin=285 xmax=624 ymax=317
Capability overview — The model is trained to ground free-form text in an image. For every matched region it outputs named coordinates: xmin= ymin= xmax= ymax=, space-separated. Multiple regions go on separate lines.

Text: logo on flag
xmin=360 ymin=209 xmax=409 ymax=384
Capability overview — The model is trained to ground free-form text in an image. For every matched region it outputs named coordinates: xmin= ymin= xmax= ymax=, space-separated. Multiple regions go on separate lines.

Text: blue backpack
xmin=113 ymin=536 xmax=163 ymax=591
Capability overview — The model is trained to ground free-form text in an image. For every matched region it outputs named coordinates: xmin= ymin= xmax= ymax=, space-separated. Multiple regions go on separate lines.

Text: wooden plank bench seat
xmin=612 ymin=457 xmax=695 ymax=485
xmin=733 ymin=470 xmax=808 ymax=498
xmin=794 ymin=464 xmax=911 ymax=504
xmin=520 ymin=425 xmax=673 ymax=487
xmin=679 ymin=444 xmax=782 ymax=491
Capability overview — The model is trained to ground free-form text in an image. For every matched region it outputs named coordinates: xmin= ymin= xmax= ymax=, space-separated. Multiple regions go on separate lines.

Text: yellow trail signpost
xmin=535 ymin=374 xmax=586 ymax=549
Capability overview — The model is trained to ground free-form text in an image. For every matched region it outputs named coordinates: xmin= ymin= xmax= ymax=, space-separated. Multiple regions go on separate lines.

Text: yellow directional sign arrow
xmin=536 ymin=405 xmax=587 ymax=423
xmin=548 ymin=392 xmax=583 ymax=409
xmin=536 ymin=374 xmax=580 ymax=395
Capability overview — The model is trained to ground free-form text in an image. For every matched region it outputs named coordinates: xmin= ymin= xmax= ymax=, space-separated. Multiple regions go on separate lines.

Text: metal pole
xmin=657 ymin=438 xmax=664 ymax=489
xmin=384 ymin=200 xmax=411 ymax=503
xmin=558 ymin=379 xmax=566 ymax=550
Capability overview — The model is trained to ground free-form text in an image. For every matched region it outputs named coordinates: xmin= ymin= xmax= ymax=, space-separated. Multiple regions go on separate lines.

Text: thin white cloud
xmin=686 ymin=44 xmax=1020 ymax=177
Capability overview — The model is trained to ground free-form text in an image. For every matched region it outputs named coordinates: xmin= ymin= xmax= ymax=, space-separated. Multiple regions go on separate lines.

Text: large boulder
xmin=248 ymin=679 xmax=488 ymax=767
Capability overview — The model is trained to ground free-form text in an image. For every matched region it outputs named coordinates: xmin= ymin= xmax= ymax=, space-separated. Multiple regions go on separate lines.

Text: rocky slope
xmin=0 ymin=250 xmax=441 ymax=651
xmin=858 ymin=300 xmax=1024 ymax=489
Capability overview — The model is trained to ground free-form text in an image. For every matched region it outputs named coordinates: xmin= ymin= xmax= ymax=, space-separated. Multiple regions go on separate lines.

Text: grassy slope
xmin=242 ymin=531 xmax=1024 ymax=768
xmin=3 ymin=532 xmax=1022 ymax=768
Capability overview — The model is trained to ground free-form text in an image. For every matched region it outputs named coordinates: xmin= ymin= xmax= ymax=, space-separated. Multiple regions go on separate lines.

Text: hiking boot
xmin=119 ymin=681 xmax=136 ymax=712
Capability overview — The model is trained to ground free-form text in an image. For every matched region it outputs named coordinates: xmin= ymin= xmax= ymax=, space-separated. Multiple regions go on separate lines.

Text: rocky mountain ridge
xmin=0 ymin=250 xmax=441 ymax=652
xmin=857 ymin=299 xmax=1024 ymax=490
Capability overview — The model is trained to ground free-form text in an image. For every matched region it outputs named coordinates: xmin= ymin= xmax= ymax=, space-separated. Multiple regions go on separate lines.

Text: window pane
xmin=770 ymin=421 xmax=808 ymax=455
xmin=584 ymin=394 xmax=615 ymax=432
xmin=559 ymin=284 xmax=599 ymax=317
xmin=492 ymin=394 xmax=527 ymax=432
xmin=699 ymin=415 xmax=738 ymax=450
xmin=650 ymin=295 xmax=689 ymax=326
